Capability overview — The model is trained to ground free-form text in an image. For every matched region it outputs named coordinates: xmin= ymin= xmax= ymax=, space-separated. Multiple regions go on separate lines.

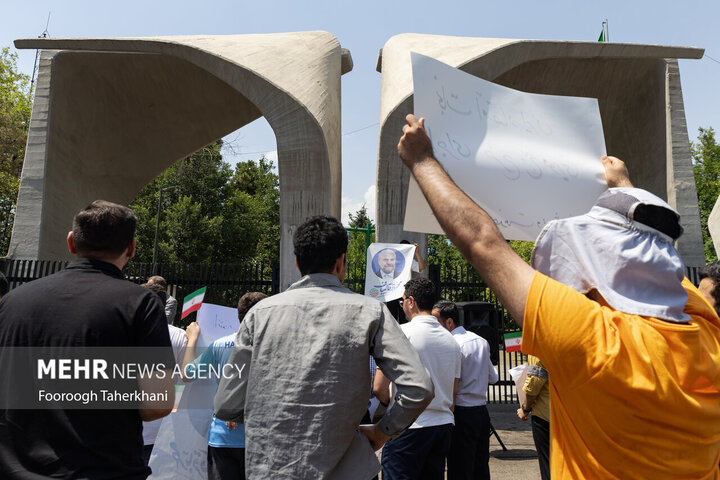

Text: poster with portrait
xmin=364 ymin=243 xmax=416 ymax=302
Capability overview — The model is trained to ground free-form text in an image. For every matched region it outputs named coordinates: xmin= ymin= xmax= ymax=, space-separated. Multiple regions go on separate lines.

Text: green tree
xmin=130 ymin=144 xmax=280 ymax=264
xmin=223 ymin=156 xmax=280 ymax=264
xmin=427 ymin=234 xmax=469 ymax=271
xmin=0 ymin=47 xmax=33 ymax=254
xmin=345 ymin=205 xmax=375 ymax=280
xmin=508 ymin=240 xmax=534 ymax=264
xmin=692 ymin=127 xmax=720 ymax=263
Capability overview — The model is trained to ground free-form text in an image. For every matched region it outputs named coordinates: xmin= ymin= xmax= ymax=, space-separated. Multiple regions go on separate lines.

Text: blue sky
xmin=2 ymin=1 xmax=719 ymax=224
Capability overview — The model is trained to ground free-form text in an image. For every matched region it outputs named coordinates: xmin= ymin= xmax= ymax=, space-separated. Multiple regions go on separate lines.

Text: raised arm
xmin=398 ymin=115 xmax=535 ymax=324
xmin=413 ymin=243 xmax=426 ymax=272
xmin=602 ymin=155 xmax=633 ymax=188
xmin=180 ymin=322 xmax=200 ymax=383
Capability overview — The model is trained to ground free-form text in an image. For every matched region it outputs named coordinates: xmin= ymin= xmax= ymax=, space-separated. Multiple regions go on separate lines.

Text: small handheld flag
xmin=504 ymin=331 xmax=523 ymax=353
xmin=181 ymin=286 xmax=207 ymax=319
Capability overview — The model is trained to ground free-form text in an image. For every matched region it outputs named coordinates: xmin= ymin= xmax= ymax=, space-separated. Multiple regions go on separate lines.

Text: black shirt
xmin=0 ymin=258 xmax=172 ymax=479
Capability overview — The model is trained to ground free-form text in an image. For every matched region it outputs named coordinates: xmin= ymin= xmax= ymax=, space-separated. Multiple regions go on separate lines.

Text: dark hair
xmin=72 ymin=200 xmax=136 ymax=256
xmin=699 ymin=262 xmax=720 ymax=312
xmin=293 ymin=216 xmax=348 ymax=275
xmin=147 ymin=275 xmax=167 ymax=289
xmin=400 ymin=239 xmax=411 ymax=244
xmin=433 ymin=300 xmax=458 ymax=326
xmin=0 ymin=272 xmax=9 ymax=297
xmin=141 ymin=282 xmax=167 ymax=304
xmin=237 ymin=291 xmax=268 ymax=321
xmin=404 ymin=278 xmax=436 ymax=312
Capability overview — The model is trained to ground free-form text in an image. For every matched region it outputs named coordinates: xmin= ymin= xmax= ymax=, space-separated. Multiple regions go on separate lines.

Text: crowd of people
xmin=0 ymin=113 xmax=719 ymax=480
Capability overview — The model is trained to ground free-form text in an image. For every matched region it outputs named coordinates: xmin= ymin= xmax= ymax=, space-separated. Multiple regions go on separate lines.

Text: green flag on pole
xmin=598 ymin=30 xmax=605 ymax=42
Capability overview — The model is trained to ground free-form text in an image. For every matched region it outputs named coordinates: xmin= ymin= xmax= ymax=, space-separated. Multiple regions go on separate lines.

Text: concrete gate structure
xmin=12 ymin=32 xmax=352 ymax=289
xmin=376 ymin=34 xmax=706 ymax=268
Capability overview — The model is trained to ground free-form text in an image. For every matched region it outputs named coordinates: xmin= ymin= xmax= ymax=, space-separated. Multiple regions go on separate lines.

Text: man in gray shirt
xmin=215 ymin=215 xmax=434 ymax=479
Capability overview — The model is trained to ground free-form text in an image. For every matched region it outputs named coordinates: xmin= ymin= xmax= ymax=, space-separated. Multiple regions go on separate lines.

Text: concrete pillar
xmin=376 ymin=34 xmax=705 ymax=267
xmin=13 ymin=33 xmax=353 ymax=289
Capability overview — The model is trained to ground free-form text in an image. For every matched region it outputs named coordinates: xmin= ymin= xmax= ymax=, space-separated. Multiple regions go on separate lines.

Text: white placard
xmin=196 ymin=303 xmax=240 ymax=346
xmin=364 ymin=243 xmax=416 ymax=302
xmin=148 ymin=380 xmax=217 ymax=479
xmin=149 ymin=304 xmax=239 ymax=479
xmin=405 ymin=52 xmax=608 ymax=240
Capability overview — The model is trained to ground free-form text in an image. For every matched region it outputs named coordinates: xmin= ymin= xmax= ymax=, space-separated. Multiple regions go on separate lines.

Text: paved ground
xmin=487 ymin=403 xmax=541 ymax=479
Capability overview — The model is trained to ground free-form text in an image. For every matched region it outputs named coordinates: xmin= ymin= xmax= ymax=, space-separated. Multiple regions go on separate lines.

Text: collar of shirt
xmin=65 ymin=258 xmax=124 ymax=279
xmin=287 ymin=273 xmax=342 ymax=290
xmin=451 ymin=326 xmax=467 ymax=336
xmin=410 ymin=314 xmax=440 ymax=325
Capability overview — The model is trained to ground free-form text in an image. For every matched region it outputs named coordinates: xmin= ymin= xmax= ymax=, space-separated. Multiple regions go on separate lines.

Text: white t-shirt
xmin=142 ymin=324 xmax=187 ymax=446
xmin=400 ymin=315 xmax=461 ymax=428
xmin=451 ymin=326 xmax=499 ymax=407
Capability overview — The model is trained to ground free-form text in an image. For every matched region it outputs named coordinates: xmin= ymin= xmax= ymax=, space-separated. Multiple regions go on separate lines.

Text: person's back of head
xmin=293 ymin=215 xmax=348 ymax=276
xmin=698 ymin=262 xmax=720 ymax=315
xmin=404 ymin=278 xmax=436 ymax=316
xmin=72 ymin=200 xmax=136 ymax=260
xmin=141 ymin=282 xmax=168 ymax=304
xmin=147 ymin=275 xmax=167 ymax=290
xmin=237 ymin=291 xmax=268 ymax=322
xmin=432 ymin=299 xmax=458 ymax=330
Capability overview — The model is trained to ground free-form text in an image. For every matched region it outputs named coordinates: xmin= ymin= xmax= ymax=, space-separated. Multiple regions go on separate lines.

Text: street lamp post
xmin=152 ymin=185 xmax=179 ymax=274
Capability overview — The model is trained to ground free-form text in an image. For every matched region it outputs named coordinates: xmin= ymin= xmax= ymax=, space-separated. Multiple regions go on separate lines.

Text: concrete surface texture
xmin=12 ymin=33 xmax=353 ymax=289
xmin=487 ymin=403 xmax=542 ymax=479
xmin=708 ymin=195 xmax=720 ymax=259
xmin=376 ymin=33 xmax=706 ymax=268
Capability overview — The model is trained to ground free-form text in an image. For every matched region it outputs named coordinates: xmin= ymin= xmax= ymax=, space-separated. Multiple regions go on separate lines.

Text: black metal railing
xmin=0 ymin=258 xmax=704 ymax=403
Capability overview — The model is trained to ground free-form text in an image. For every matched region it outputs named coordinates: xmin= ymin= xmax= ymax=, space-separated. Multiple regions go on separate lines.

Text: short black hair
xmin=0 ymin=272 xmax=9 ymax=297
xmin=293 ymin=216 xmax=348 ymax=275
xmin=699 ymin=262 xmax=720 ymax=312
xmin=72 ymin=200 xmax=136 ymax=256
xmin=404 ymin=278 xmax=436 ymax=312
xmin=237 ymin=291 xmax=268 ymax=321
xmin=433 ymin=300 xmax=458 ymax=325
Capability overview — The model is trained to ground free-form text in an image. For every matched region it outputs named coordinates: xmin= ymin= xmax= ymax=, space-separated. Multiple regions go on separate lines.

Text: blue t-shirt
xmin=186 ymin=334 xmax=244 ymax=448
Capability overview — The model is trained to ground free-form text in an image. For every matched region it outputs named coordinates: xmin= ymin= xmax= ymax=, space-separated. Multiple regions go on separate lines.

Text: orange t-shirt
xmin=523 ymin=272 xmax=720 ymax=479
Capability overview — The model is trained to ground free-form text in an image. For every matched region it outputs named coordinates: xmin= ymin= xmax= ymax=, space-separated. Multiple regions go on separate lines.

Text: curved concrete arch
xmin=13 ymin=32 xmax=353 ymax=288
xmin=376 ymin=34 xmax=705 ymax=267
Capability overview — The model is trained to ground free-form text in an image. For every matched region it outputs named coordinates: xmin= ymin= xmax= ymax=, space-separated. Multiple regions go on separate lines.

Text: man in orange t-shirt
xmin=397 ymin=113 xmax=720 ymax=479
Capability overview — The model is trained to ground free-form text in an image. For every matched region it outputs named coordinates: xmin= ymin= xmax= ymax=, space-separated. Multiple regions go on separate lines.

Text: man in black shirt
xmin=0 ymin=200 xmax=175 ymax=479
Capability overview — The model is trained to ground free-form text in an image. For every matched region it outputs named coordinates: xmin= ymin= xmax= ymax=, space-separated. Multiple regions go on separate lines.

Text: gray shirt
xmin=215 ymin=273 xmax=433 ymax=479
xmin=165 ymin=294 xmax=177 ymax=323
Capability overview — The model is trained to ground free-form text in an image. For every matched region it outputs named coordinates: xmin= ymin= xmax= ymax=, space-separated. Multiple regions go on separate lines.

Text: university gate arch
xmin=13 ymin=32 xmax=352 ymax=289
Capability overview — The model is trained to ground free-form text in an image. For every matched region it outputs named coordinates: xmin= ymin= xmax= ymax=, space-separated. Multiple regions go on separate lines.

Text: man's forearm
xmin=406 ymin=156 xmax=532 ymax=324
xmin=180 ymin=339 xmax=197 ymax=382
xmin=409 ymin=158 xmax=505 ymax=264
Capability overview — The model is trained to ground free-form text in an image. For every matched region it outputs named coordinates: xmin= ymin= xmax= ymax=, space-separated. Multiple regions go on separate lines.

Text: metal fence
xmin=0 ymin=258 xmax=703 ymax=403
xmin=0 ymin=259 xmax=279 ymax=327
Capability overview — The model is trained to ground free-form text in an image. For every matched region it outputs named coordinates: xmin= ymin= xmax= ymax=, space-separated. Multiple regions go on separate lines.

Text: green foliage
xmin=345 ymin=205 xmax=375 ymax=284
xmin=428 ymin=234 xmax=469 ymax=271
xmin=0 ymin=47 xmax=32 ymax=254
xmin=428 ymin=235 xmax=534 ymax=271
xmin=508 ymin=240 xmax=534 ymax=264
xmin=692 ymin=127 xmax=720 ymax=263
xmin=130 ymin=144 xmax=280 ymax=264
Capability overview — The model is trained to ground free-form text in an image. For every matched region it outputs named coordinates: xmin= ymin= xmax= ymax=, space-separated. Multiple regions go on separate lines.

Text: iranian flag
xmin=181 ymin=287 xmax=207 ymax=319
xmin=504 ymin=331 xmax=523 ymax=353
